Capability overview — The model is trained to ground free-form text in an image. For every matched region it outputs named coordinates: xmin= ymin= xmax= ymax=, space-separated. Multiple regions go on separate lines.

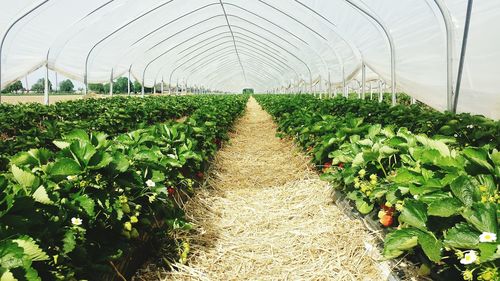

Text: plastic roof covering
xmin=0 ymin=0 xmax=499 ymax=118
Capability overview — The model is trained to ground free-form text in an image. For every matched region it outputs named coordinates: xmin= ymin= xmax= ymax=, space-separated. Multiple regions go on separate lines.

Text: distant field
xmin=1 ymin=94 xmax=87 ymax=105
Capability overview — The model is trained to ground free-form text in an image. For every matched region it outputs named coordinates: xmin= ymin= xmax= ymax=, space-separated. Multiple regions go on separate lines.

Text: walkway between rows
xmin=163 ymin=97 xmax=386 ymax=280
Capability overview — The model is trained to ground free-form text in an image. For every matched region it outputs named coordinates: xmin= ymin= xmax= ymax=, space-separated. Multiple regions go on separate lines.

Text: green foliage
xmin=114 ymin=77 xmax=132 ymax=93
xmin=88 ymin=83 xmax=104 ymax=93
xmin=1 ymin=81 xmax=24 ymax=93
xmin=0 ymin=95 xmax=248 ymax=279
xmin=31 ymin=78 xmax=52 ymax=93
xmin=58 ymin=79 xmax=74 ymax=92
xmin=256 ymin=94 xmax=499 ymax=280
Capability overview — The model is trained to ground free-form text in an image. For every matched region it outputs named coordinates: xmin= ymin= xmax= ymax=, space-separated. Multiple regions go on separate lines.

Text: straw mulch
xmin=141 ymin=97 xmax=387 ymax=280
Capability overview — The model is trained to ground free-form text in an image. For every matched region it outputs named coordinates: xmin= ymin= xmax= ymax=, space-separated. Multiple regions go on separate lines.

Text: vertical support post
xmin=411 ymin=97 xmax=417 ymax=105
xmin=370 ymin=82 xmax=373 ymax=100
xmin=109 ymin=69 xmax=113 ymax=96
xmin=55 ymin=72 xmax=58 ymax=93
xmin=361 ymin=63 xmax=366 ymax=99
xmin=453 ymin=0 xmax=473 ymax=113
xmin=25 ymin=76 xmax=29 ymax=94
xmin=328 ymin=72 xmax=332 ymax=98
xmin=433 ymin=0 xmax=455 ymax=112
xmin=127 ymin=65 xmax=132 ymax=96
xmin=44 ymin=62 xmax=49 ymax=105
xmin=153 ymin=80 xmax=156 ymax=95
xmin=161 ymin=77 xmax=164 ymax=94
xmin=378 ymin=80 xmax=383 ymax=103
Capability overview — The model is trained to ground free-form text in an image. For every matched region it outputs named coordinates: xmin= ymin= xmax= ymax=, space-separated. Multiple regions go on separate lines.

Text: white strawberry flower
xmin=71 ymin=217 xmax=83 ymax=226
xmin=67 ymin=175 xmax=77 ymax=181
xmin=146 ymin=179 xmax=156 ymax=187
xmin=460 ymin=250 xmax=478 ymax=265
xmin=479 ymin=232 xmax=497 ymax=243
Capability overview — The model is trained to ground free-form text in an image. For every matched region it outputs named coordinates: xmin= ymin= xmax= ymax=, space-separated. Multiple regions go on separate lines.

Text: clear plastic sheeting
xmin=0 ymin=0 xmax=498 ymax=119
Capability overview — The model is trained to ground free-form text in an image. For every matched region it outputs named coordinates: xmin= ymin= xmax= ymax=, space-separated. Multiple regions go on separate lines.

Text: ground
xmin=135 ymin=97 xmax=388 ymax=281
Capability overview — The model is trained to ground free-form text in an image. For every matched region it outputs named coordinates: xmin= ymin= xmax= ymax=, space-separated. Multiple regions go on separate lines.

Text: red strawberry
xmin=338 ymin=162 xmax=344 ymax=169
xmin=324 ymin=162 xmax=332 ymax=169
xmin=380 ymin=214 xmax=394 ymax=227
xmin=196 ymin=172 xmax=204 ymax=179
xmin=167 ymin=187 xmax=175 ymax=196
xmin=381 ymin=204 xmax=395 ymax=215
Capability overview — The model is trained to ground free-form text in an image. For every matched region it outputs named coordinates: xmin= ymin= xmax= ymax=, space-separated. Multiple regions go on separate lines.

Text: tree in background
xmin=88 ymin=83 xmax=104 ymax=94
xmin=1 ymin=80 xmax=24 ymax=93
xmin=59 ymin=79 xmax=74 ymax=92
xmin=31 ymin=78 xmax=52 ymax=93
xmin=114 ymin=77 xmax=133 ymax=93
xmin=133 ymin=81 xmax=142 ymax=94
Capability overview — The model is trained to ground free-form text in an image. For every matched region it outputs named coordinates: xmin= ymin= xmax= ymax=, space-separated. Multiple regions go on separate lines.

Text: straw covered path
xmin=157 ymin=97 xmax=386 ymax=280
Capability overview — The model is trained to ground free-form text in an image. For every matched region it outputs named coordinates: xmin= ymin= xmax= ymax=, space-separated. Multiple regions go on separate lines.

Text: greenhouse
xmin=0 ymin=1 xmax=499 ymax=280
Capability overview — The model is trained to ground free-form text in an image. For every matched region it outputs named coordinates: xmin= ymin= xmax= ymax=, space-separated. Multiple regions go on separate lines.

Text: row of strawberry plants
xmin=0 ymin=95 xmax=248 ymax=280
xmin=0 ymin=96 xmax=207 ymax=168
xmin=256 ymin=95 xmax=499 ymax=281
xmin=260 ymin=94 xmax=499 ymax=148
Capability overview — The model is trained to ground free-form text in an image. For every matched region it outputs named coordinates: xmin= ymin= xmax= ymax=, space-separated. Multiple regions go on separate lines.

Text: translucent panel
xmin=0 ymin=0 xmax=498 ymax=118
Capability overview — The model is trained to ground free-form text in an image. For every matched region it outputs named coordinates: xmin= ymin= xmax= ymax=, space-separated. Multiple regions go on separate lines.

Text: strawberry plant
xmin=256 ymin=94 xmax=499 ymax=280
xmin=0 ymin=95 xmax=247 ymax=280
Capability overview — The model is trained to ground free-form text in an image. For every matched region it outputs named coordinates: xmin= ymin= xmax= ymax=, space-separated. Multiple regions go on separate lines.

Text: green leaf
xmin=393 ymin=168 xmax=422 ymax=185
xmin=444 ymin=223 xmax=480 ymax=249
xmin=427 ymin=198 xmax=463 ymax=217
xmin=75 ymin=195 xmax=95 ymax=217
xmin=110 ymin=152 xmax=129 ymax=173
xmin=399 ymin=200 xmax=428 ymax=230
xmin=462 ymin=203 xmax=498 ymax=234
xmin=478 ymin=243 xmax=500 ymax=262
xmin=88 ymin=151 xmax=113 ymax=169
xmin=12 ymin=236 xmax=49 ymax=261
xmin=415 ymin=135 xmax=450 ymax=157
xmin=62 ymin=230 xmax=76 ymax=254
xmin=383 ymin=228 xmax=419 ymax=259
xmin=415 ymin=230 xmax=442 ymax=263
xmin=463 ymin=147 xmax=494 ymax=172
xmin=53 ymin=140 xmax=70 ymax=150
xmin=63 ymin=129 xmax=90 ymax=143
xmin=450 ymin=175 xmax=476 ymax=207
xmin=355 ymin=199 xmax=374 ymax=215
xmin=31 ymin=186 xmax=53 ymax=205
xmin=49 ymin=158 xmax=82 ymax=176
xmin=11 ymin=165 xmax=39 ymax=189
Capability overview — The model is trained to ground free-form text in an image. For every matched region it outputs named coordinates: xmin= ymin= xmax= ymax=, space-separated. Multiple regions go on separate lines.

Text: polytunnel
xmin=1 ymin=1 xmax=500 ymax=281
xmin=0 ymin=0 xmax=499 ymax=118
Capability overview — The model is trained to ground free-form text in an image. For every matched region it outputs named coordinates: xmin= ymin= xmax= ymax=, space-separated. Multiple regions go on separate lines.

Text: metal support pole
xmin=127 ymin=65 xmax=132 ymax=96
xmin=411 ymin=97 xmax=417 ymax=105
xmin=0 ymin=0 xmax=49 ymax=102
xmin=109 ymin=69 xmax=113 ymax=96
xmin=378 ymin=80 xmax=383 ymax=103
xmin=432 ymin=0 xmax=455 ymax=112
xmin=44 ymin=62 xmax=49 ymax=105
xmin=153 ymin=80 xmax=156 ymax=95
xmin=328 ymin=72 xmax=332 ymax=98
xmin=361 ymin=63 xmax=366 ymax=99
xmin=55 ymin=72 xmax=58 ymax=93
xmin=453 ymin=0 xmax=473 ymax=113
xmin=161 ymin=77 xmax=164 ymax=94
xmin=25 ymin=76 xmax=29 ymax=94
xmin=344 ymin=0 xmax=396 ymax=106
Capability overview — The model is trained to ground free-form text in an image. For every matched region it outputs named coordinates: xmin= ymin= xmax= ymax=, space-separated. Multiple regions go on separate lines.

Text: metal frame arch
xmin=0 ymin=0 xmax=49 ymax=99
xmin=428 ymin=0 xmax=455 ymax=112
xmin=342 ymin=0 xmax=397 ymax=106
xmin=83 ymin=0 xmax=178 ymax=94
